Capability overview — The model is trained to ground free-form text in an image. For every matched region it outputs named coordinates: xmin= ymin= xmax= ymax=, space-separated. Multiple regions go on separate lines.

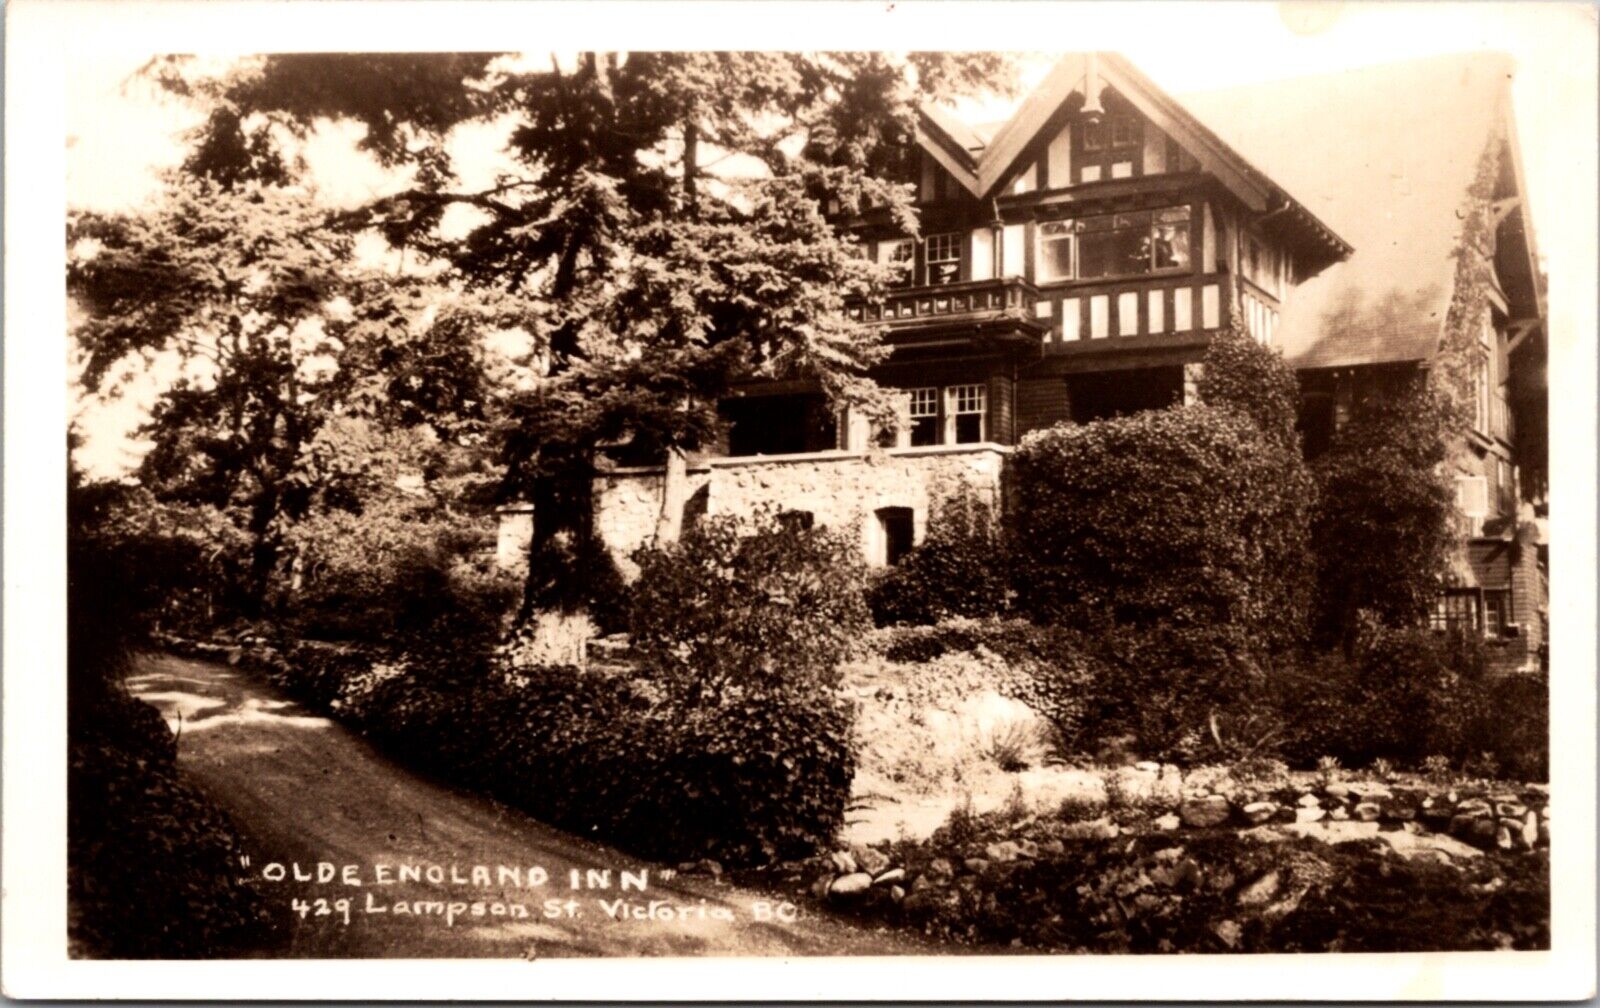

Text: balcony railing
xmin=847 ymin=276 xmax=1039 ymax=328
xmin=1031 ymin=271 xmax=1232 ymax=348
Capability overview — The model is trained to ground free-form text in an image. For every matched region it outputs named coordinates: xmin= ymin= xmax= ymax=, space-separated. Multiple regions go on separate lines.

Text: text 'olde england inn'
xmin=497 ymin=52 xmax=1549 ymax=674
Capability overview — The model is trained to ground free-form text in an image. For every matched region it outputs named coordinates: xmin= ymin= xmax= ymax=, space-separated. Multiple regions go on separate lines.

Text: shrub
xmin=1012 ymin=405 xmax=1314 ymax=656
xmin=69 ymin=694 xmax=275 ymax=958
xmin=868 ymin=488 xmax=1011 ymax=626
xmin=629 ymin=513 xmax=870 ymax=703
xmin=1198 ymin=316 xmax=1304 ymax=451
xmin=282 ymin=499 xmax=520 ymax=661
xmin=354 ymin=663 xmax=855 ymax=867
xmin=1310 ymin=372 xmax=1459 ymax=649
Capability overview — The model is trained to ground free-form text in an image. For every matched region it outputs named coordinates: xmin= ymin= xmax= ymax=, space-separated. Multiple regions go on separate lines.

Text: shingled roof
xmin=1180 ymin=53 xmax=1518 ymax=369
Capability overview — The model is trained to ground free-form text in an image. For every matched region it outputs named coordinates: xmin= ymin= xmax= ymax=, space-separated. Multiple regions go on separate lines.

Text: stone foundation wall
xmin=589 ymin=445 xmax=1009 ymax=571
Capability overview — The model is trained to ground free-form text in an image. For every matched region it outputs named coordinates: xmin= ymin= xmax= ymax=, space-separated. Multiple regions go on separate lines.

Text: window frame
xmin=1035 ymin=205 xmax=1193 ymax=284
xmin=945 ymin=383 xmax=987 ymax=445
xmin=924 ymin=231 xmax=963 ymax=286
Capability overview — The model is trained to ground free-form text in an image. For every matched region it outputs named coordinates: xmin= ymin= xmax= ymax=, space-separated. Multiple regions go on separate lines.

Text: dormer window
xmin=925 ymin=232 xmax=962 ymax=285
xmin=1082 ymin=114 xmax=1140 ymax=152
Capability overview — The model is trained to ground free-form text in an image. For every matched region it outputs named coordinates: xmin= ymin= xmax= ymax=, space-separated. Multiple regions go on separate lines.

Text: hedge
xmin=1011 ymin=405 xmax=1314 ymax=654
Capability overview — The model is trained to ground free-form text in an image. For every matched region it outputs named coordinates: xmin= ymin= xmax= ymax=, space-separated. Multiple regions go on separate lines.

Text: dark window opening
xmin=1067 ymin=367 xmax=1183 ymax=424
xmin=778 ymin=510 xmax=815 ymax=532
xmin=1430 ymin=588 xmax=1482 ymax=635
xmin=954 ymin=413 xmax=983 ymax=444
xmin=721 ymin=394 xmax=837 ymax=457
xmin=877 ymin=507 xmax=915 ymax=566
xmin=1298 ymin=392 xmax=1336 ymax=459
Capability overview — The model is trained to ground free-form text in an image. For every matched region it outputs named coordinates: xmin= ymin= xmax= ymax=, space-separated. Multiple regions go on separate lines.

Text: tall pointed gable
xmin=915 ymin=53 xmax=1350 ymax=274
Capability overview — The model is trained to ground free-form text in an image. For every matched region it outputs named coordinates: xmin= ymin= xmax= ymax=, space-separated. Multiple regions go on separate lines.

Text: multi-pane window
xmin=947 ymin=383 xmax=986 ymax=444
xmin=1430 ymin=589 xmax=1481 ymax=634
xmin=1037 ymin=220 xmax=1075 ymax=282
xmin=1040 ymin=206 xmax=1191 ymax=282
xmin=1082 ymin=114 xmax=1139 ymax=151
xmin=925 ymin=232 xmax=962 ymax=285
xmin=908 ymin=387 xmax=940 ymax=446
xmin=1483 ymin=589 xmax=1511 ymax=638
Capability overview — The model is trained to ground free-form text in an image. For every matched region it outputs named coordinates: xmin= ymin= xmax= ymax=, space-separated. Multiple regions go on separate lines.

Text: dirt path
xmin=128 ymin=652 xmax=934 ymax=959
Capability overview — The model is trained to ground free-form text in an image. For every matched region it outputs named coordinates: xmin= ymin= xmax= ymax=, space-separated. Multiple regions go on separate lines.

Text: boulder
xmin=963 ymin=857 xmax=990 ymax=875
xmin=1380 ymin=796 xmax=1419 ymax=821
xmin=1297 ymin=793 xmax=1322 ymax=808
xmin=873 ymin=867 xmax=906 ymax=886
xmin=909 ymin=873 xmax=933 ymax=894
xmin=1328 ymin=805 xmax=1350 ymax=821
xmin=1494 ymin=801 xmax=1527 ymax=820
xmin=1134 ymin=760 xmax=1162 ymax=773
xmin=890 ymin=885 xmax=905 ymax=902
xmin=1236 ymin=869 xmax=1281 ymax=907
xmin=1241 ymin=801 xmax=1278 ymax=825
xmin=853 ymin=845 xmax=891 ymax=876
xmin=1352 ymin=802 xmax=1382 ymax=822
xmin=1179 ymin=795 xmax=1231 ymax=828
xmin=829 ymin=850 xmax=857 ymax=875
xmin=1153 ymin=813 xmax=1182 ymax=832
xmin=1519 ymin=811 xmax=1539 ymax=850
xmin=1211 ymin=919 xmax=1243 ymax=949
xmin=1323 ymin=782 xmax=1351 ymax=800
xmin=984 ymin=841 xmax=1023 ymax=864
xmin=828 ymin=872 xmax=873 ymax=896
xmin=1295 ymin=806 xmax=1326 ymax=824
xmin=1038 ymin=839 xmax=1066 ymax=857
xmin=1346 ymin=781 xmax=1393 ymax=800
xmin=925 ymin=857 xmax=954 ymax=881
xmin=1059 ymin=817 xmax=1118 ymax=841
xmin=1378 ymin=829 xmax=1482 ymax=862
xmin=1451 ymin=815 xmax=1499 ymax=849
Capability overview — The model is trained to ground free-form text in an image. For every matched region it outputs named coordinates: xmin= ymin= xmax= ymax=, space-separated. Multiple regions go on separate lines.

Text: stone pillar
xmin=653 ymin=448 xmax=688 ymax=544
xmin=495 ymin=504 xmax=535 ymax=571
xmin=1182 ymin=362 xmax=1205 ymax=406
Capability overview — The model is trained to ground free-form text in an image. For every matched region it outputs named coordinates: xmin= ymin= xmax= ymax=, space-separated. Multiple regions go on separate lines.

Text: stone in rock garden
xmin=1495 ymin=824 xmax=1515 ymax=850
xmin=853 ymin=845 xmax=891 ymax=876
xmin=1295 ymin=806 xmax=1326 ymax=823
xmin=1455 ymin=797 xmax=1493 ymax=818
xmin=1154 ymin=813 xmax=1182 ymax=831
xmin=1380 ymin=796 xmax=1419 ymax=821
xmin=910 ymin=873 xmax=933 ymax=894
xmin=811 ymin=876 xmax=833 ymax=899
xmin=1352 ymin=802 xmax=1382 ymax=822
xmin=1323 ymin=783 xmax=1351 ymax=800
xmin=829 ymin=850 xmax=857 ymax=875
xmin=1060 ymin=817 xmax=1119 ymax=841
xmin=1038 ymin=839 xmax=1066 ymax=856
xmin=1494 ymin=801 xmax=1527 ymax=820
xmin=1346 ymin=781 xmax=1392 ymax=800
xmin=1452 ymin=815 xmax=1499 ymax=849
xmin=1241 ymin=801 xmax=1278 ymax=824
xmin=873 ymin=867 xmax=906 ymax=886
xmin=1519 ymin=811 xmax=1539 ymax=850
xmin=1328 ymin=805 xmax=1350 ymax=821
xmin=1017 ymin=839 xmax=1040 ymax=859
xmin=890 ymin=885 xmax=905 ymax=902
xmin=984 ymin=840 xmax=1023 ymax=863
xmin=963 ymin=857 xmax=990 ymax=875
xmin=1179 ymin=795 xmax=1231 ymax=828
xmin=1236 ymin=869 xmax=1281 ymax=907
xmin=1211 ymin=919 xmax=1243 ymax=949
xmin=1135 ymin=760 xmax=1162 ymax=773
xmin=829 ymin=872 xmax=873 ymax=896
xmin=1297 ymin=793 xmax=1322 ymax=808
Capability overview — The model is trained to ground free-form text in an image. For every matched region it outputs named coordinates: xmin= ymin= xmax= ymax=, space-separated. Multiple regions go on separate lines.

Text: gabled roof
xmin=1181 ymin=52 xmax=1532 ymax=369
xmin=915 ymin=53 xmax=1351 ymax=273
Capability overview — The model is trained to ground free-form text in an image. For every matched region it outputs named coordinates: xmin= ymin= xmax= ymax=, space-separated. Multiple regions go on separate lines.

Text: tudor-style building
xmin=503 ymin=52 xmax=1548 ymax=671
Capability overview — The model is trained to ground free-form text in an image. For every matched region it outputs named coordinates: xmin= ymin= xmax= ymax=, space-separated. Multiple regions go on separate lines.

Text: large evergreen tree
xmin=149 ymin=51 xmax=1019 ymax=612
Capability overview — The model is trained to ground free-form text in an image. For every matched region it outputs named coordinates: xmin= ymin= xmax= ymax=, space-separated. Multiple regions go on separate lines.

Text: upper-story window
xmin=1035 ymin=206 xmax=1191 ymax=283
xmin=1082 ymin=114 xmax=1140 ymax=152
xmin=925 ymin=232 xmax=962 ymax=285
xmin=877 ymin=238 xmax=914 ymax=287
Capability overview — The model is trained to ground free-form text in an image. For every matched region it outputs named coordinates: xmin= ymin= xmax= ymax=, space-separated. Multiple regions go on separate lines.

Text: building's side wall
xmin=588 ymin=447 xmax=1009 ymax=573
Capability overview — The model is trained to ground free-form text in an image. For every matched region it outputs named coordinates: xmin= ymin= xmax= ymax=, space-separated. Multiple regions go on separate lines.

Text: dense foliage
xmin=1309 ymin=371 xmax=1460 ymax=650
xmin=67 ymin=475 xmax=273 ymax=958
xmin=629 ymin=514 xmax=872 ymax=703
xmin=1197 ymin=316 xmax=1304 ymax=451
xmin=261 ymin=649 xmax=855 ymax=869
xmin=1012 ymin=405 xmax=1314 ymax=654
xmin=867 ymin=489 xmax=1012 ymax=626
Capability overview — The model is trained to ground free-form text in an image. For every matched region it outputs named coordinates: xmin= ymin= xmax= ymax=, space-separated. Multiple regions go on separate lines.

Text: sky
xmin=57 ymin=1 xmax=1599 ymax=477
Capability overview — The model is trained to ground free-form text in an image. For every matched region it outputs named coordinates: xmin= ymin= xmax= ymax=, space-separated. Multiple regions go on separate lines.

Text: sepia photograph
xmin=4 ymin=0 xmax=1596 ymax=999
